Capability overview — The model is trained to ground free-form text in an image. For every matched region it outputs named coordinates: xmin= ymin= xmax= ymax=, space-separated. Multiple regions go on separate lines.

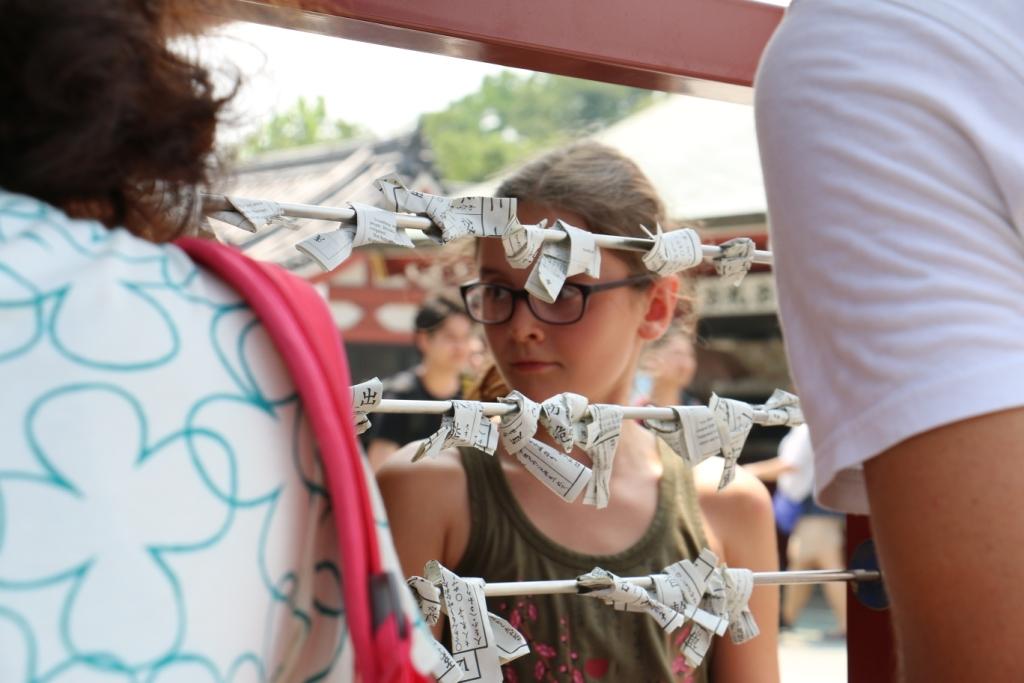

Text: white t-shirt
xmin=0 ymin=191 xmax=354 ymax=681
xmin=756 ymin=0 xmax=1024 ymax=513
xmin=777 ymin=425 xmax=814 ymax=504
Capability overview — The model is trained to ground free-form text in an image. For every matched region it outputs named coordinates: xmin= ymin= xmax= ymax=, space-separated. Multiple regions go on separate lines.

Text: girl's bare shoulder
xmin=376 ymin=443 xmax=468 ymax=504
xmin=375 ymin=444 xmax=471 ymax=570
xmin=693 ymin=459 xmax=774 ymax=547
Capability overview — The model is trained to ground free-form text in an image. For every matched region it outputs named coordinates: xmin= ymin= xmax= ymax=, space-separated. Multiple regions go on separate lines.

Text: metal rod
xmin=370 ymin=398 xmax=776 ymax=424
xmin=547 ymin=230 xmax=773 ymax=265
xmin=202 ymin=194 xmax=433 ymax=230
xmin=484 ymin=569 xmax=881 ymax=598
xmin=202 ymin=194 xmax=773 ymax=265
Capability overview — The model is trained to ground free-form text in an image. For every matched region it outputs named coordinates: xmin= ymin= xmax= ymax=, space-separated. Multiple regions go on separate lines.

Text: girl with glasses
xmin=378 ymin=141 xmax=780 ymax=682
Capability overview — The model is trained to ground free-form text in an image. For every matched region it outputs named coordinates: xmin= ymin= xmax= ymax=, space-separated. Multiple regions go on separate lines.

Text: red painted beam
xmin=327 ymin=285 xmax=424 ymax=344
xmin=847 ymin=515 xmax=898 ymax=683
xmin=218 ymin=0 xmax=783 ymax=102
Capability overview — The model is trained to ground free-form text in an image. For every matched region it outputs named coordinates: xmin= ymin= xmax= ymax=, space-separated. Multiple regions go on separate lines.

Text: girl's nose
xmin=506 ymin=295 xmax=545 ymax=344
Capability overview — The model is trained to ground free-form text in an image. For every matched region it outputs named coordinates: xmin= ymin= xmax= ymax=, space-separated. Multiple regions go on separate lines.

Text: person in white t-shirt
xmin=756 ymin=1 xmax=1024 ymax=679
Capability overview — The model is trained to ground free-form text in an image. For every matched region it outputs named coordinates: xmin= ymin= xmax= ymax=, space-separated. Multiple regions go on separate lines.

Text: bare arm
xmin=864 ymin=408 xmax=1024 ymax=682
xmin=376 ymin=445 xmax=468 ymax=575
xmin=697 ymin=461 xmax=781 ymax=683
xmin=367 ymin=438 xmax=400 ymax=472
xmin=742 ymin=456 xmax=795 ymax=483
xmin=376 ymin=444 xmax=470 ymax=639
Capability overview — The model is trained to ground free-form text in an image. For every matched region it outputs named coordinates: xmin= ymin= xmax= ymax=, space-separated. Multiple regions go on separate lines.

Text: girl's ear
xmin=638 ymin=276 xmax=679 ymax=341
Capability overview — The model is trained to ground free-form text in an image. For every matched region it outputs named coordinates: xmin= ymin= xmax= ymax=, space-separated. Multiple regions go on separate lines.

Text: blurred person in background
xmin=462 ymin=331 xmax=491 ymax=393
xmin=748 ymin=425 xmax=846 ymax=636
xmin=366 ymin=297 xmax=474 ymax=469
xmin=635 ymin=327 xmax=702 ymax=407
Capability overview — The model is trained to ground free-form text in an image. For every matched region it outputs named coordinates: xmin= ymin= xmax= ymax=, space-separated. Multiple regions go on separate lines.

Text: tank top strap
xmin=659 ymin=439 xmax=709 ymax=555
xmin=455 ymin=446 xmax=518 ymax=575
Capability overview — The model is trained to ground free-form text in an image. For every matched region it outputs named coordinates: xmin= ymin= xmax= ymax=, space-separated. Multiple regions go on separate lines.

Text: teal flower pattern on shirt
xmin=0 ymin=192 xmax=242 ymax=371
xmin=0 ymin=190 xmax=349 ymax=682
xmin=1 ymin=384 xmax=232 ymax=668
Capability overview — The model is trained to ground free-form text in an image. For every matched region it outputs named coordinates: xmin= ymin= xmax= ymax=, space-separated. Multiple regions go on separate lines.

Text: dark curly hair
xmin=0 ymin=0 xmax=232 ymax=241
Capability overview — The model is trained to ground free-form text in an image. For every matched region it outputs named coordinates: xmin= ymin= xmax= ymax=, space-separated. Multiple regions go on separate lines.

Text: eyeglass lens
xmin=465 ymin=284 xmax=585 ymax=324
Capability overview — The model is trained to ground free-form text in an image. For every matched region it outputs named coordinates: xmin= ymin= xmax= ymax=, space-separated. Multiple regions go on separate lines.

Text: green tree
xmin=239 ymin=96 xmax=367 ymax=158
xmin=421 ymin=72 xmax=656 ymax=182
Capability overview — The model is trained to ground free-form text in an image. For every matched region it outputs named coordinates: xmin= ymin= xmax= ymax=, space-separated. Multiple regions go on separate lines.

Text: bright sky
xmin=196 ymin=6 xmax=792 ymax=144
xmin=198 ymin=22 xmax=524 ymax=142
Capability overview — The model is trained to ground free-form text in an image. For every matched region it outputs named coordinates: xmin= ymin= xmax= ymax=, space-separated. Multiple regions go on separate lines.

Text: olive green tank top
xmin=454 ymin=444 xmax=711 ymax=683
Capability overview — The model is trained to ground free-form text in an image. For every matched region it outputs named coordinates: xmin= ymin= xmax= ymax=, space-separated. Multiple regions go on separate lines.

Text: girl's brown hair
xmin=496 ymin=140 xmax=666 ymax=275
xmin=497 ymin=140 xmax=696 ymax=330
xmin=0 ymin=0 xmax=233 ymax=241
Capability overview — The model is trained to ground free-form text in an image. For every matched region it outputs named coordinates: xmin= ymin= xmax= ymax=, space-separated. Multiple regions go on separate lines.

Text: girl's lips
xmin=509 ymin=361 xmax=558 ymax=373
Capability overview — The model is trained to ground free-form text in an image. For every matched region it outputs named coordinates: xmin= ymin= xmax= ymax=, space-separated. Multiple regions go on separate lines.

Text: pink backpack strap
xmin=177 ymin=238 xmax=419 ymax=683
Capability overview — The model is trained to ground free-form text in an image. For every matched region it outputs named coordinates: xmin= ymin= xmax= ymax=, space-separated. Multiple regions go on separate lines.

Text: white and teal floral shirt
xmin=0 ymin=190 xmax=353 ymax=682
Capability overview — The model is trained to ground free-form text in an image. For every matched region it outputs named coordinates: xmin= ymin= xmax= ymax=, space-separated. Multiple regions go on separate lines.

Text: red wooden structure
xmin=216 ymin=0 xmax=781 ymax=102
xmin=216 ymin=1 xmax=895 ymax=679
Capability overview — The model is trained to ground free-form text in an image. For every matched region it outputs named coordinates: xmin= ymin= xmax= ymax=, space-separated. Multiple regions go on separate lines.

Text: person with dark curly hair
xmin=0 ymin=2 xmax=367 ymax=679
xmin=0 ymin=0 xmax=227 ymax=241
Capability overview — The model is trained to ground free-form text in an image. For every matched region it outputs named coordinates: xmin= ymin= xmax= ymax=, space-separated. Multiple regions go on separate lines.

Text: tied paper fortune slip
xmin=525 ymin=220 xmax=601 ymax=304
xmin=406 ymin=576 xmax=463 ymax=683
xmin=578 ymin=568 xmax=689 ymax=634
xmin=712 ymin=237 xmax=756 ymax=286
xmin=659 ymin=550 xmax=731 ymax=668
xmin=640 ymin=224 xmax=704 ymax=276
xmin=497 ymin=391 xmax=542 ymax=455
xmin=720 ymin=567 xmax=760 ymax=644
xmin=577 ymin=550 xmax=732 ymax=670
xmin=579 ymin=563 xmax=729 ymax=653
xmin=660 ymin=549 xmax=722 ymax=615
xmin=498 ymin=391 xmax=591 ymax=503
xmin=207 ymin=196 xmax=285 ymax=233
xmin=501 ymin=219 xmax=548 ymax=269
xmin=690 ymin=564 xmax=760 ymax=667
xmin=752 ymin=389 xmax=804 ymax=427
xmin=654 ymin=554 xmax=731 ymax=631
xmin=709 ymin=394 xmax=755 ymax=490
xmin=538 ymin=392 xmax=589 ymax=453
xmin=644 ymin=404 xmax=722 ymax=468
xmin=296 ymin=202 xmax=415 ymax=272
xmin=574 ymin=551 xmax=747 ymax=671
xmin=420 ymin=562 xmax=530 ymax=683
xmin=579 ymin=404 xmax=624 ymax=509
xmin=374 ymin=174 xmax=520 ymax=244
xmin=413 ymin=401 xmax=499 ymax=462
xmin=349 ymin=377 xmax=383 ymax=435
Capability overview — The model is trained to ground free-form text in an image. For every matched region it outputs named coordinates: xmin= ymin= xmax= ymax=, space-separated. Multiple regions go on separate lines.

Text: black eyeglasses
xmin=460 ymin=274 xmax=652 ymax=326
